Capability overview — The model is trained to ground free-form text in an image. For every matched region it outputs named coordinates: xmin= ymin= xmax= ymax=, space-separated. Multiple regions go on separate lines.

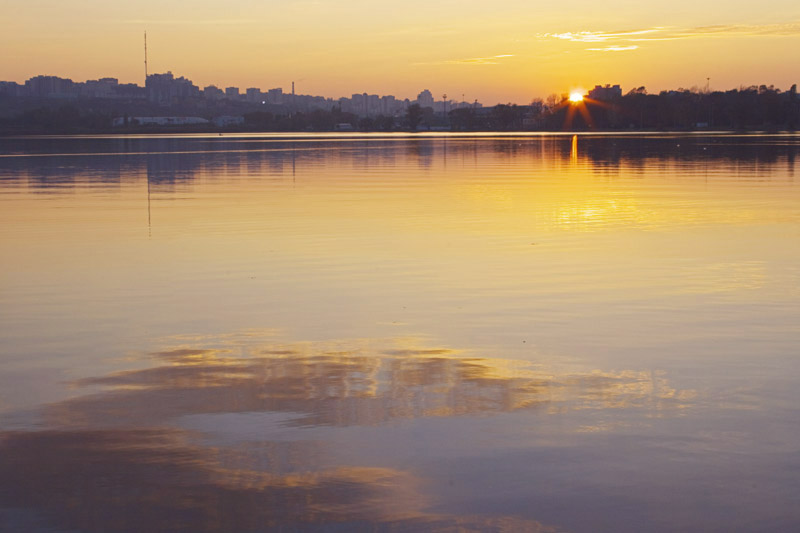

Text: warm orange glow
xmin=2 ymin=2 xmax=800 ymax=103
xmin=569 ymin=92 xmax=584 ymax=103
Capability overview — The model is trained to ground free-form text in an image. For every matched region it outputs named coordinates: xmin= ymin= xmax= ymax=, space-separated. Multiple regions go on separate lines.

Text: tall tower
xmin=144 ymin=31 xmax=148 ymax=80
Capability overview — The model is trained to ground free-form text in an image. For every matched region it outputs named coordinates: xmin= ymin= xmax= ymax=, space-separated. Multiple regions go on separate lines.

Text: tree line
xmin=449 ymin=85 xmax=800 ymax=131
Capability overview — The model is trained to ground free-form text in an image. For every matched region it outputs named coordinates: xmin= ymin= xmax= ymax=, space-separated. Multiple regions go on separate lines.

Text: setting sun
xmin=569 ymin=91 xmax=584 ymax=103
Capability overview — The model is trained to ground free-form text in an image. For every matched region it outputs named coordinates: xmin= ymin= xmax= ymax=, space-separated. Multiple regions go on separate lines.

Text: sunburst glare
xmin=569 ymin=91 xmax=584 ymax=103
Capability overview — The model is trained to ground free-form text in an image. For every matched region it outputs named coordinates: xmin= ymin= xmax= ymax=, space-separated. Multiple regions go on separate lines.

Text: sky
xmin=3 ymin=0 xmax=800 ymax=104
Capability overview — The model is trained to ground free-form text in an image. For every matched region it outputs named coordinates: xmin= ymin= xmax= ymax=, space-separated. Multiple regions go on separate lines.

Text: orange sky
xmin=3 ymin=1 xmax=800 ymax=104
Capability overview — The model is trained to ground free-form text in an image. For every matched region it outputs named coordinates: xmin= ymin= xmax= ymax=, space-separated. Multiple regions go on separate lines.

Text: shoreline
xmin=2 ymin=128 xmax=798 ymax=139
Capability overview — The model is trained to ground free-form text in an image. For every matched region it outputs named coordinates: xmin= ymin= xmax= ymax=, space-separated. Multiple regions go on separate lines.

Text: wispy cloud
xmin=547 ymin=29 xmax=659 ymax=43
xmin=414 ymin=54 xmax=514 ymax=66
xmin=448 ymin=54 xmax=514 ymax=65
xmin=670 ymin=22 xmax=800 ymax=38
xmin=125 ymin=19 xmax=254 ymax=25
xmin=379 ymin=25 xmax=458 ymax=38
xmin=586 ymin=45 xmax=639 ymax=52
xmin=540 ymin=21 xmax=800 ymax=49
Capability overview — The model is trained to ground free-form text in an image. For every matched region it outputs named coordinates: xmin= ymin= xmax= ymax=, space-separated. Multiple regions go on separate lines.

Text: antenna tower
xmin=144 ymin=31 xmax=149 ymax=80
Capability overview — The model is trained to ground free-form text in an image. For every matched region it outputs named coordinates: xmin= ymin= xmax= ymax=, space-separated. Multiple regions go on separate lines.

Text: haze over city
xmin=4 ymin=0 xmax=800 ymax=104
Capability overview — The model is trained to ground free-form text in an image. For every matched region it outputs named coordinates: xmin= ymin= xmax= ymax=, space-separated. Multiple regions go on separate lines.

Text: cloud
xmin=546 ymin=29 xmax=660 ymax=43
xmin=379 ymin=25 xmax=458 ymax=38
xmin=586 ymin=45 xmax=639 ymax=52
xmin=414 ymin=54 xmax=514 ymax=66
xmin=125 ymin=19 xmax=254 ymax=25
xmin=540 ymin=21 xmax=800 ymax=48
xmin=670 ymin=22 xmax=800 ymax=38
xmin=448 ymin=54 xmax=514 ymax=65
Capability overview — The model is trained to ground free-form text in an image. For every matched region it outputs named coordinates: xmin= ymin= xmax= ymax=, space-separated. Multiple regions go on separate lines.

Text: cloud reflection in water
xmin=1 ymin=334 xmax=694 ymax=532
xmin=52 ymin=339 xmax=693 ymax=429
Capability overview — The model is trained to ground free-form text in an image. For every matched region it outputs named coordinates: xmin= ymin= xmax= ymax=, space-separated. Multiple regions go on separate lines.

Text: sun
xmin=569 ymin=91 xmax=584 ymax=103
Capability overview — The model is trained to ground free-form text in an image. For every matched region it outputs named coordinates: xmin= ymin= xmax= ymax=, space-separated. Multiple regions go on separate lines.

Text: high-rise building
xmin=381 ymin=95 xmax=396 ymax=115
xmin=203 ymin=85 xmax=225 ymax=99
xmin=366 ymin=94 xmax=380 ymax=116
xmin=417 ymin=89 xmax=434 ymax=109
xmin=0 ymin=81 xmax=23 ymax=97
xmin=351 ymin=93 xmax=365 ymax=115
xmin=246 ymin=88 xmax=263 ymax=103
xmin=267 ymin=88 xmax=283 ymax=105
xmin=25 ymin=76 xmax=76 ymax=98
xmin=588 ymin=84 xmax=622 ymax=101
xmin=145 ymin=72 xmax=199 ymax=104
xmin=82 ymin=78 xmax=118 ymax=98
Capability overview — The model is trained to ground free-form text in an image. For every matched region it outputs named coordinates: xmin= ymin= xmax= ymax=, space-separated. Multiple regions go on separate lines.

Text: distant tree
xmin=545 ymin=93 xmax=561 ymax=111
xmin=529 ymin=98 xmax=544 ymax=116
xmin=243 ymin=111 xmax=275 ymax=130
xmin=405 ymin=104 xmax=423 ymax=131
xmin=308 ymin=109 xmax=335 ymax=131
xmin=489 ymin=104 xmax=526 ymax=130
xmin=374 ymin=115 xmax=394 ymax=131
xmin=358 ymin=117 xmax=375 ymax=131
xmin=449 ymin=107 xmax=478 ymax=131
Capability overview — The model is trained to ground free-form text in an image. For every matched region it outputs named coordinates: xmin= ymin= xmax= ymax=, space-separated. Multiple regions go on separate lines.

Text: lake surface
xmin=1 ymin=133 xmax=799 ymax=532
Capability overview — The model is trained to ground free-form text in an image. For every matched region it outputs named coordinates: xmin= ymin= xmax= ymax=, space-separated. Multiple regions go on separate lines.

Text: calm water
xmin=1 ymin=133 xmax=799 ymax=532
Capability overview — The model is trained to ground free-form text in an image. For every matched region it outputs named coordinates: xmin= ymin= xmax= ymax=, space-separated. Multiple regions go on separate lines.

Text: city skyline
xmin=1 ymin=72 xmax=483 ymax=118
xmin=4 ymin=1 xmax=800 ymax=105
xmin=3 ymin=69 xmax=797 ymax=134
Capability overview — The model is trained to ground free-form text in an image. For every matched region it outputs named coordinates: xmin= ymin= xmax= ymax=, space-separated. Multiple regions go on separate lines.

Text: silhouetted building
xmin=25 ymin=76 xmax=77 ymax=98
xmin=589 ymin=84 xmax=622 ymax=101
xmin=0 ymin=81 xmax=22 ymax=97
xmin=434 ymin=99 xmax=454 ymax=114
xmin=246 ymin=88 xmax=263 ymax=103
xmin=112 ymin=116 xmax=209 ymax=127
xmin=266 ymin=88 xmax=283 ymax=105
xmin=203 ymin=85 xmax=225 ymax=100
xmin=417 ymin=89 xmax=434 ymax=109
xmin=286 ymin=93 xmax=333 ymax=112
xmin=146 ymin=72 xmax=200 ymax=104
xmin=351 ymin=93 xmax=365 ymax=115
xmin=213 ymin=115 xmax=244 ymax=127
xmin=82 ymin=78 xmax=118 ymax=98
xmin=380 ymin=95 xmax=395 ymax=115
xmin=2 ymin=70 xmax=488 ymax=129
xmin=114 ymin=83 xmax=146 ymax=99
xmin=366 ymin=94 xmax=380 ymax=115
